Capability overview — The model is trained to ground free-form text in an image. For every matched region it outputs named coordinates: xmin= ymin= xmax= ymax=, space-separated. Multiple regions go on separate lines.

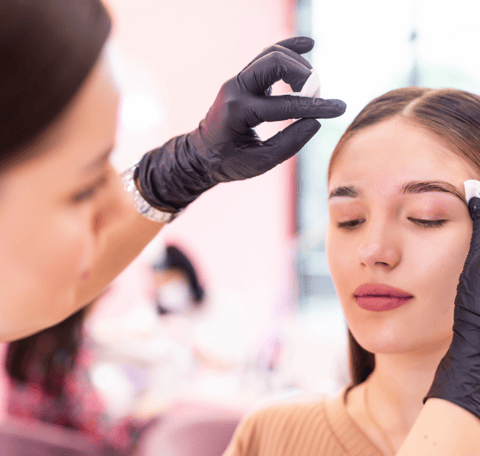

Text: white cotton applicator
xmin=286 ymin=68 xmax=321 ymax=98
xmin=464 ymin=180 xmax=480 ymax=205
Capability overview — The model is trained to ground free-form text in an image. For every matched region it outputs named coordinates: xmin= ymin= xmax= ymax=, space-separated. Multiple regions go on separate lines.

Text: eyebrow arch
xmin=402 ymin=181 xmax=466 ymax=205
xmin=81 ymin=145 xmax=115 ymax=174
xmin=328 ymin=185 xmax=361 ymax=199
xmin=328 ymin=180 xmax=466 ymax=205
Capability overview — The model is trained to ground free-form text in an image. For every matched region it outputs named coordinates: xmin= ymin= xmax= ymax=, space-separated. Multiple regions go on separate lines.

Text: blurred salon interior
xmin=1 ymin=0 xmax=480 ymax=454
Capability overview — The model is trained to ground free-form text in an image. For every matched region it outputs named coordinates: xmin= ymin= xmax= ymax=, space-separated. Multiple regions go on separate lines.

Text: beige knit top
xmin=223 ymin=388 xmax=384 ymax=456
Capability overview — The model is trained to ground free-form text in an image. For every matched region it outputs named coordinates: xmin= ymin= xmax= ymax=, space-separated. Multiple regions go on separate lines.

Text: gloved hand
xmin=425 ymin=196 xmax=480 ymax=418
xmin=136 ymin=36 xmax=346 ymax=212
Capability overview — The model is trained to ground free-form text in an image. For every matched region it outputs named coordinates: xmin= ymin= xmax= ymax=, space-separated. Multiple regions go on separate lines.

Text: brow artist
xmin=0 ymin=0 xmax=345 ymax=341
xmin=1 ymin=1 xmax=480 ymax=454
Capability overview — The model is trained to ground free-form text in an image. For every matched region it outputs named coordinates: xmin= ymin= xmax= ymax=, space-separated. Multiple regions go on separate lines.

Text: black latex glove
xmin=136 ymin=36 xmax=346 ymax=212
xmin=425 ymin=196 xmax=480 ymax=418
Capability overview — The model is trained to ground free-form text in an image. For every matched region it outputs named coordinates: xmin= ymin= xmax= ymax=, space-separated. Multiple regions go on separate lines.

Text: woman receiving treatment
xmin=223 ymin=88 xmax=480 ymax=455
xmin=0 ymin=0 xmax=479 ymax=453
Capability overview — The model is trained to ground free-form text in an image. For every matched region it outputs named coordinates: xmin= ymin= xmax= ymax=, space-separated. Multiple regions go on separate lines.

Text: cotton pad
xmin=464 ymin=180 xmax=480 ymax=204
xmin=286 ymin=68 xmax=321 ymax=98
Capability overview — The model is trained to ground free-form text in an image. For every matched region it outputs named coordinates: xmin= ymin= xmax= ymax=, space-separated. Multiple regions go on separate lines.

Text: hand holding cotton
xmin=464 ymin=179 xmax=480 ymax=205
xmin=286 ymin=68 xmax=321 ymax=98
xmin=136 ymin=37 xmax=346 ymax=212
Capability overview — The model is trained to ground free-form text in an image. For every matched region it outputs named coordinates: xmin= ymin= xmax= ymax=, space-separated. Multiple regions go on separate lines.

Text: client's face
xmin=326 ymin=117 xmax=477 ymax=355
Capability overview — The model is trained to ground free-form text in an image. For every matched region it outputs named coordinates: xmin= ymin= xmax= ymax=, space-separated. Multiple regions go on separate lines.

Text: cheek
xmin=409 ymin=222 xmax=472 ymax=312
xmin=0 ymin=205 xmax=92 ymax=340
xmin=326 ymin=223 xmax=357 ymax=299
xmin=38 ymin=211 xmax=91 ymax=281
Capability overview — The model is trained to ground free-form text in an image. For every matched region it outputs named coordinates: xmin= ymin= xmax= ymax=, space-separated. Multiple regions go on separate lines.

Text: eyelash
xmin=72 ymin=175 xmax=109 ymax=203
xmin=337 ymin=218 xmax=448 ymax=230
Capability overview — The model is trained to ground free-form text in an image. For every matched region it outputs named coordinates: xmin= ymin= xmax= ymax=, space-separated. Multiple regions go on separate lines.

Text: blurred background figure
xmin=150 ymin=244 xmax=252 ymax=373
xmin=152 ymin=245 xmax=206 ymax=316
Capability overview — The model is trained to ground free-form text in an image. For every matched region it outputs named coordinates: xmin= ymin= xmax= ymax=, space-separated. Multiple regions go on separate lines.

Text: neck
xmin=367 ymin=336 xmax=451 ymax=437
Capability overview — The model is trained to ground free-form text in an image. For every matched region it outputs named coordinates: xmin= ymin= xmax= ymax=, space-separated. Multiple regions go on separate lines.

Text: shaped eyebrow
xmin=328 ymin=180 xmax=466 ymax=205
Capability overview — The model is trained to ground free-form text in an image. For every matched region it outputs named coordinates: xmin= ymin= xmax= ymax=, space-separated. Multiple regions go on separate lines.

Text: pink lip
xmin=353 ymin=283 xmax=413 ymax=312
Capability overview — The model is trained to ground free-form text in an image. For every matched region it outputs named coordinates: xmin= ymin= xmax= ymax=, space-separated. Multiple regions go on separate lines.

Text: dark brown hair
xmin=0 ymin=0 xmax=111 ymax=170
xmin=328 ymin=87 xmax=480 ymax=387
xmin=5 ymin=306 xmax=90 ymax=398
xmin=152 ymin=244 xmax=206 ymax=309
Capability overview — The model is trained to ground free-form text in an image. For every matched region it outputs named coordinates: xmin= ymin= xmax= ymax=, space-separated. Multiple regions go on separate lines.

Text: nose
xmin=79 ymin=168 xmax=132 ymax=275
xmin=357 ymin=217 xmax=401 ymax=271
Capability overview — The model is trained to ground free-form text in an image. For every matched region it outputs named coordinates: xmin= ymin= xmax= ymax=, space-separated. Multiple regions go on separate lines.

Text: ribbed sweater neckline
xmin=324 ymin=387 xmax=384 ymax=456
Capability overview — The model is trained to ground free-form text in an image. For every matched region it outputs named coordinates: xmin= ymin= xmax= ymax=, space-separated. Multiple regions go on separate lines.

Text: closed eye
xmin=72 ymin=175 xmax=109 ymax=203
xmin=408 ymin=218 xmax=448 ymax=228
xmin=337 ymin=219 xmax=365 ymax=230
xmin=337 ymin=218 xmax=448 ymax=230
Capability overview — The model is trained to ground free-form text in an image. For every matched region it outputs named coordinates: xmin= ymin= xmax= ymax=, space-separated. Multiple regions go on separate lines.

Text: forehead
xmin=4 ymin=56 xmax=118 ymax=181
xmin=328 ymin=117 xmax=478 ymax=194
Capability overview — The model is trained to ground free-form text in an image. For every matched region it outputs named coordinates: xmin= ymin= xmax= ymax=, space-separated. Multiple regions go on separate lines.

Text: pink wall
xmin=104 ymin=0 xmax=298 ymax=316
xmin=0 ymin=0 xmax=298 ymax=422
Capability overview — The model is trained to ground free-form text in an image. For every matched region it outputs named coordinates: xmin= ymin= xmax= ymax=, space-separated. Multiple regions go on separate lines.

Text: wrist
xmin=135 ymin=135 xmax=217 ymax=211
xmin=122 ymin=164 xmax=181 ymax=223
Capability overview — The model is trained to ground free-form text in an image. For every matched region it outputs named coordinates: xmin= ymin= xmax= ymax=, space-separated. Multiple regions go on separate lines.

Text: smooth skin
xmin=327 ymin=116 xmax=480 ymax=454
xmin=0 ymin=53 xmax=164 ymax=341
xmin=0 ymin=47 xmax=478 ymax=454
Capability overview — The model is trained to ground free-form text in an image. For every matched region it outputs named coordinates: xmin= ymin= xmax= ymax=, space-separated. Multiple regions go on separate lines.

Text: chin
xmin=341 ymin=293 xmax=455 ymax=357
xmin=350 ymin=327 xmax=409 ymax=354
xmin=349 ymin=319 xmax=453 ymax=357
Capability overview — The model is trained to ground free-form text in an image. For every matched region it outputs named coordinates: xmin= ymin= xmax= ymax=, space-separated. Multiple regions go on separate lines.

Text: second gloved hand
xmin=136 ymin=36 xmax=346 ymax=212
xmin=425 ymin=196 xmax=480 ymax=418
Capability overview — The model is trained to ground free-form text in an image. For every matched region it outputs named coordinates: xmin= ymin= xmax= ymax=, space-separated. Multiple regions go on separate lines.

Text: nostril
xmin=93 ymin=212 xmax=104 ymax=233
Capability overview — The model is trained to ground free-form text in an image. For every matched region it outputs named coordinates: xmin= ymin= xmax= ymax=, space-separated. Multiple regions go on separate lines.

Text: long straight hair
xmin=328 ymin=87 xmax=480 ymax=387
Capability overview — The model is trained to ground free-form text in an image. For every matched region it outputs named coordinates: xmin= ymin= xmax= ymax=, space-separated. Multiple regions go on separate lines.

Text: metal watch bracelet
xmin=121 ymin=163 xmax=181 ymax=223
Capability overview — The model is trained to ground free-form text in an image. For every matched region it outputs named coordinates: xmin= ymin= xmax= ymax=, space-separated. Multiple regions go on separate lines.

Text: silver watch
xmin=122 ymin=163 xmax=181 ymax=223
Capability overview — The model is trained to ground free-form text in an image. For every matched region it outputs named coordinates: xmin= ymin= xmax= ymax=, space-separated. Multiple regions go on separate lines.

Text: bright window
xmin=296 ymin=0 xmax=480 ymax=308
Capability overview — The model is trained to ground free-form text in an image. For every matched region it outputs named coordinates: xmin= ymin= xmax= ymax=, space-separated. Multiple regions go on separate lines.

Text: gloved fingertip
xmin=328 ymin=99 xmax=347 ymax=115
xmin=295 ymin=36 xmax=315 ymax=47
xmin=275 ymin=36 xmax=315 ymax=54
xmin=307 ymin=98 xmax=347 ymax=118
xmin=468 ymin=196 xmax=480 ymax=221
xmin=302 ymin=118 xmax=321 ymax=135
